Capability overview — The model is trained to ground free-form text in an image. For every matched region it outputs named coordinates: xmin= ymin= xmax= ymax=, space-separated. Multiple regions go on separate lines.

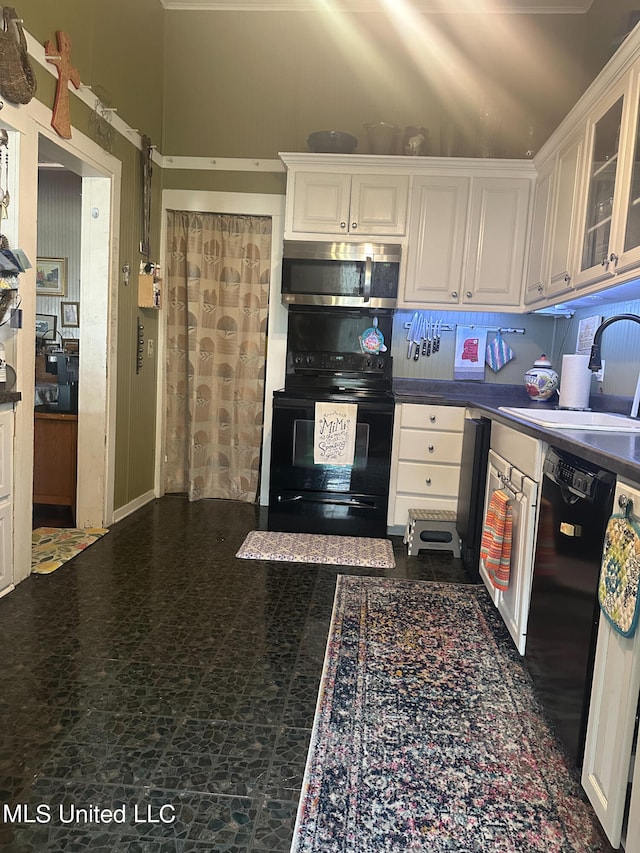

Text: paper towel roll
xmin=559 ymin=354 xmax=592 ymax=410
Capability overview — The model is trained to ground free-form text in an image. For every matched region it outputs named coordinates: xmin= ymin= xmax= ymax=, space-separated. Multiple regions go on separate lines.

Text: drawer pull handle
xmin=619 ymin=493 xmax=630 ymax=509
xmin=429 ymin=414 xmax=436 ymax=422
xmin=425 ymin=477 xmax=432 ymax=486
xmin=428 ymin=444 xmax=434 ymax=452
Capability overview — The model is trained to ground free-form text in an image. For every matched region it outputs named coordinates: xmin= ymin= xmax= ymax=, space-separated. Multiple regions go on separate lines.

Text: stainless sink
xmin=498 ymin=407 xmax=640 ymax=432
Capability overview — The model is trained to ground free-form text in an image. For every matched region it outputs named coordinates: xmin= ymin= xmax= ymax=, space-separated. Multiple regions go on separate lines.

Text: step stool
xmin=404 ymin=508 xmax=461 ymax=558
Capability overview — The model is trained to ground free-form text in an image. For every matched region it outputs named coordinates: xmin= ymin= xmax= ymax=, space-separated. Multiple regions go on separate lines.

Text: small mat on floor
xmin=235 ymin=530 xmax=395 ymax=568
xmin=32 ymin=527 xmax=109 ymax=575
xmin=291 ymin=577 xmax=611 ymax=852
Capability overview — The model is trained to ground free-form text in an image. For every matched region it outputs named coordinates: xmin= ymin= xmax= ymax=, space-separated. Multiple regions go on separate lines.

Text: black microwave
xmin=281 ymin=240 xmax=401 ymax=309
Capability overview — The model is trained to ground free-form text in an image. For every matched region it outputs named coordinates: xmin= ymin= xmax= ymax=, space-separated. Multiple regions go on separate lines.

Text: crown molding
xmin=159 ymin=0 xmax=595 ymax=13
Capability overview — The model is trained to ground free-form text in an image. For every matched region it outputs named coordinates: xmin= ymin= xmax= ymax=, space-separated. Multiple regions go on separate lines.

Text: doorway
xmin=32 ymin=133 xmax=114 ymax=530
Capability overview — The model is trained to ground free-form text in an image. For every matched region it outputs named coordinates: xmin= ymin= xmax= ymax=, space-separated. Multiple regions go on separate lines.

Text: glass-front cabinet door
xmin=575 ymin=91 xmax=625 ymax=287
xmin=575 ymin=70 xmax=640 ymax=288
xmin=619 ymin=71 xmax=640 ymax=272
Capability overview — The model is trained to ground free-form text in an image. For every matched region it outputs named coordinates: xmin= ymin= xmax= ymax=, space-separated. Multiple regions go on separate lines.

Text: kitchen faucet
xmin=588 ymin=313 xmax=640 ymax=417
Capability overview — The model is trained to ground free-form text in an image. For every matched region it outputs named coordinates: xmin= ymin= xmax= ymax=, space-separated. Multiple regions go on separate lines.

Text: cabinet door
xmin=581 ymin=479 xmax=640 ymax=847
xmin=547 ymin=131 xmax=583 ymax=299
xmin=402 ymin=176 xmax=469 ymax=305
xmin=463 ymin=177 xmax=531 ymax=307
xmin=350 ymin=175 xmax=409 ymax=235
xmin=524 ymin=165 xmax=553 ymax=306
xmin=495 ymin=471 xmax=537 ymax=656
xmin=0 ymin=408 xmax=13 ymax=501
xmin=0 ymin=497 xmax=12 ymax=596
xmin=616 ymin=68 xmax=640 ymax=276
xmin=290 ymin=172 xmax=351 ymax=235
xmin=574 ymin=82 xmax=628 ymax=288
xmin=480 ymin=451 xmax=537 ymax=655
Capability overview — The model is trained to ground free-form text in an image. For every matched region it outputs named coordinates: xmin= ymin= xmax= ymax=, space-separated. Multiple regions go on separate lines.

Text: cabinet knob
xmin=425 ymin=477 xmax=432 ymax=486
xmin=351 ymin=222 xmax=358 ymax=229
xmin=466 ymin=291 xmax=473 ymax=298
xmin=429 ymin=414 xmax=436 ymax=422
xmin=428 ymin=444 xmax=434 ymax=452
xmin=609 ymin=252 xmax=619 ymax=265
xmin=601 ymin=255 xmax=609 ymax=268
xmin=451 ymin=291 xmax=458 ymax=299
xmin=537 ymin=284 xmax=544 ymax=292
xmin=564 ymin=274 xmax=571 ymax=284
xmin=340 ymin=221 xmax=347 ymax=229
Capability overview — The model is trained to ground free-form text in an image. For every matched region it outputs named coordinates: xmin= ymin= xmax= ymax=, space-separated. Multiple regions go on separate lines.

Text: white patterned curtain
xmin=164 ymin=211 xmax=271 ymax=502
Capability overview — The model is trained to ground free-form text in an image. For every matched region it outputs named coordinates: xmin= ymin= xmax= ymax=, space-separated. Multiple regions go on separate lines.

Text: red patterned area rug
xmin=291 ymin=577 xmax=611 ymax=852
xmin=235 ymin=530 xmax=395 ymax=569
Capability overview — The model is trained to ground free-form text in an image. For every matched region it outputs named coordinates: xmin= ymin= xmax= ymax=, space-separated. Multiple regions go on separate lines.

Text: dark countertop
xmin=392 ymin=378 xmax=640 ymax=483
xmin=0 ymin=391 xmax=21 ymax=406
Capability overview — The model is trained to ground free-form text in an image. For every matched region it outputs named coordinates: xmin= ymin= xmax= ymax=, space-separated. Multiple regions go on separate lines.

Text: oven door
xmin=268 ymin=394 xmax=394 ymax=537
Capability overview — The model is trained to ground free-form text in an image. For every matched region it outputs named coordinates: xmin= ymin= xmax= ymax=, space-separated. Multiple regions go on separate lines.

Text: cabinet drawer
xmin=398 ymin=429 xmax=463 ymax=464
xmin=400 ymin=403 xmax=465 ymax=432
xmin=396 ymin=460 xmax=461 ymax=496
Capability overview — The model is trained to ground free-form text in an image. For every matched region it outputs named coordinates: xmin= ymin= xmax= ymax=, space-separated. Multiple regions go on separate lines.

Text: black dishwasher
xmin=526 ymin=446 xmax=615 ymax=767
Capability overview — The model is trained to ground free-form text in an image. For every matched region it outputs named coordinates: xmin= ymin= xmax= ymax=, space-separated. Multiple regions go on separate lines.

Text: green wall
xmin=161 ymin=9 xmax=588 ymax=162
xmin=16 ymin=0 xmax=640 ymax=512
xmin=20 ymin=0 xmax=164 ymax=511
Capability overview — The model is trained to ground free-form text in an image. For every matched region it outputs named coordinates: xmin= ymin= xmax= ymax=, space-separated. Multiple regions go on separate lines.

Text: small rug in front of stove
xmin=32 ymin=527 xmax=109 ymax=575
xmin=235 ymin=530 xmax=395 ymax=569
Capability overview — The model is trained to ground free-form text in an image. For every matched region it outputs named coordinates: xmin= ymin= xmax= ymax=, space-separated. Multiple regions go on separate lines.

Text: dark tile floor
xmin=1 ymin=496 xmax=471 ymax=852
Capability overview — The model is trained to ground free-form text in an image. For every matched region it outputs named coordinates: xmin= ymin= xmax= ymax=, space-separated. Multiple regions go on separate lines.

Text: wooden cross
xmin=45 ymin=31 xmax=80 ymax=140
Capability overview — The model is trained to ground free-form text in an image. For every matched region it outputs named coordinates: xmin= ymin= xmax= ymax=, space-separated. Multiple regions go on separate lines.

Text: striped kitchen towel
xmin=480 ymin=489 xmax=513 ymax=590
xmin=486 ymin=333 xmax=515 ymax=372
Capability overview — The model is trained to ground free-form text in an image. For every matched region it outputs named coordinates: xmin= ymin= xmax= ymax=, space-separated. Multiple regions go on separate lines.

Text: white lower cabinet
xmin=387 ymin=403 xmax=465 ymax=531
xmin=0 ymin=407 xmax=14 ymax=597
xmin=480 ymin=447 xmax=539 ymax=655
xmin=582 ymin=478 xmax=640 ymax=850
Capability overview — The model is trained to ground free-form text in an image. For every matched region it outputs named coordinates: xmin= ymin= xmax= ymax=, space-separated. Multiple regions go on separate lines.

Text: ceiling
xmin=159 ymin=0 xmax=595 ymax=12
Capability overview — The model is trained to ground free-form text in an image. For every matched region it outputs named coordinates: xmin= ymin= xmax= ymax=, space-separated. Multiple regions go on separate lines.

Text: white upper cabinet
xmin=463 ymin=176 xmax=531 ymax=308
xmin=574 ymin=78 xmax=630 ymax=289
xmin=286 ymin=168 xmax=409 ymax=237
xmin=525 ymin=130 xmax=584 ymax=306
xmin=547 ymin=131 xmax=584 ymax=298
xmin=402 ymin=175 xmax=469 ymax=305
xmin=524 ymin=162 xmax=553 ymax=306
xmin=402 ymin=170 xmax=532 ymax=310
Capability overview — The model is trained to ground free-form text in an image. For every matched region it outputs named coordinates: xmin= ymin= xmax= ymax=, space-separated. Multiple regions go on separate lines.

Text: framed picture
xmin=62 ymin=338 xmax=79 ymax=354
xmin=35 ymin=313 xmax=56 ymax=339
xmin=36 ymin=257 xmax=67 ymax=296
xmin=61 ymin=301 xmax=79 ymax=328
